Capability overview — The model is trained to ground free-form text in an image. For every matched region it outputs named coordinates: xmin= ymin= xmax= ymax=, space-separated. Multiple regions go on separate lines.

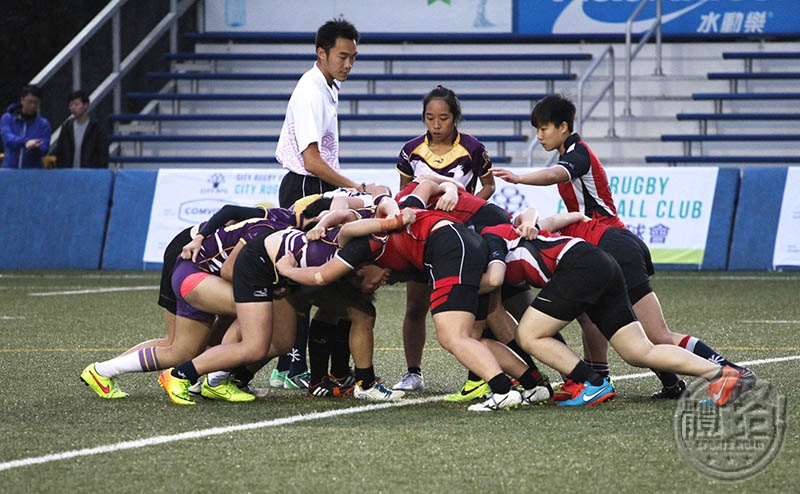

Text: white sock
xmin=94 ymin=353 xmax=140 ymax=378
xmin=207 ymin=371 xmax=231 ymax=387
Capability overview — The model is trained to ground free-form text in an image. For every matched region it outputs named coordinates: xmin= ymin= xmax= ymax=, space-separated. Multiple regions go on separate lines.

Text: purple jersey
xmin=396 ymin=131 xmax=492 ymax=194
xmin=197 ymin=209 xmax=297 ymax=273
xmin=276 ymin=208 xmax=372 ymax=268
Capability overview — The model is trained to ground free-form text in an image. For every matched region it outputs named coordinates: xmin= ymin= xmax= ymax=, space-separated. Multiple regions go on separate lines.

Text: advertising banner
xmin=143 ymin=166 xmax=718 ymax=266
xmin=143 ymin=168 xmax=284 ymax=263
xmin=204 ymin=0 xmax=797 ymax=37
xmin=772 ymin=167 xmax=800 ymax=268
xmin=204 ymin=0 xmax=513 ymax=33
xmin=518 ymin=0 xmax=799 ymax=37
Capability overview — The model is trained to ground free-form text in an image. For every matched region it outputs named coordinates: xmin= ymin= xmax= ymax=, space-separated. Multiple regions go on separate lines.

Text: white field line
xmin=1 ymin=355 xmax=798 ymax=473
xmin=29 ymin=286 xmax=156 ymax=296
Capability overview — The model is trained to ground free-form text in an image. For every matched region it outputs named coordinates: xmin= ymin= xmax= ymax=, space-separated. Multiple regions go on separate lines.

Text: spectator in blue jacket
xmin=1 ymin=85 xmax=51 ymax=169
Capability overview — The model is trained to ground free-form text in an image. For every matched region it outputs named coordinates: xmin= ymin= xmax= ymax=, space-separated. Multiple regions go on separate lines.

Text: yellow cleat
xmin=81 ymin=363 xmax=128 ymax=399
xmin=158 ymin=369 xmax=195 ymax=405
xmin=201 ymin=377 xmax=256 ymax=402
xmin=443 ymin=379 xmax=490 ymax=402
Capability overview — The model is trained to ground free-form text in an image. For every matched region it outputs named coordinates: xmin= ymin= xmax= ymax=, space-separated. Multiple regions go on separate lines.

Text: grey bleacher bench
xmin=108 ymin=133 xmax=526 ymax=143
xmin=164 ymin=52 xmax=590 ymax=74
xmin=706 ymin=71 xmax=800 ymax=92
xmin=644 ymin=155 xmax=800 ymax=165
xmin=722 ymin=51 xmax=800 ymax=72
xmin=691 ymin=92 xmax=800 ymax=112
xmin=127 ymin=91 xmax=548 ymax=102
xmin=109 ymin=155 xmax=512 ymax=165
xmin=676 ymin=112 xmax=800 ymax=133
xmin=107 ymin=132 xmax=524 ymax=160
xmin=126 ymin=91 xmax=549 ymax=115
xmin=146 ymin=71 xmax=574 ymax=93
xmin=660 ymin=133 xmax=800 ymax=156
xmin=109 ymin=112 xmax=532 ymax=123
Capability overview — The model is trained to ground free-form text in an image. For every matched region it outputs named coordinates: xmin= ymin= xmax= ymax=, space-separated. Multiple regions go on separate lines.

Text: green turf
xmin=0 ymin=271 xmax=797 ymax=493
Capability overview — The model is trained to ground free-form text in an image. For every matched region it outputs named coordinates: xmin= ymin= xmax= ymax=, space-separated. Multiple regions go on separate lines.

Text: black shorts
xmin=470 ymin=203 xmax=511 ymax=232
xmin=598 ymin=227 xmax=654 ymax=305
xmin=157 ymin=227 xmax=193 ymax=313
xmin=424 ymin=223 xmax=487 ymax=316
xmin=278 ymin=171 xmax=336 ymax=208
xmin=531 ymin=242 xmax=636 ymax=339
xmin=231 ymin=232 xmax=281 ymax=304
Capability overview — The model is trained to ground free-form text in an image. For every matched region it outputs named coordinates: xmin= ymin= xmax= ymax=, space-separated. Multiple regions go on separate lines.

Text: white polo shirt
xmin=275 ymin=63 xmax=340 ymax=175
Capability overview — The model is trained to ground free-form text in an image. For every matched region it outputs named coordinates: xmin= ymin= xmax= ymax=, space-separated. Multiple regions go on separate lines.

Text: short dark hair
xmin=20 ymin=85 xmax=42 ymax=100
xmin=315 ymin=18 xmax=359 ymax=54
xmin=531 ymin=94 xmax=576 ymax=132
xmin=422 ymin=85 xmax=462 ymax=124
xmin=68 ymin=89 xmax=90 ymax=104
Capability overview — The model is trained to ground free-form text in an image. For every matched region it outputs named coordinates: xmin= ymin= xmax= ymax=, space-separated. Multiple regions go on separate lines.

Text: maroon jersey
xmin=196 ymin=217 xmax=288 ymax=274
xmin=481 ymin=223 xmax=584 ymax=288
xmin=396 ymin=131 xmax=492 ymax=194
xmin=278 ymin=208 xmax=373 ymax=268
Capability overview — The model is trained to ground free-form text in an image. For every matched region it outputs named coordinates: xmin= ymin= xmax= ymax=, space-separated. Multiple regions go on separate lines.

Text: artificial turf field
xmin=0 ymin=270 xmax=797 ymax=493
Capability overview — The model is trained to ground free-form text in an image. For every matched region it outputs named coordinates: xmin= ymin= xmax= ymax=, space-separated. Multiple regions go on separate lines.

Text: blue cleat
xmin=557 ymin=378 xmax=615 ymax=407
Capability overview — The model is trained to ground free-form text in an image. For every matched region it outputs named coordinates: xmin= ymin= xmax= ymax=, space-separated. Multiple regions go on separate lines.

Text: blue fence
xmin=0 ymin=167 xmax=792 ymax=271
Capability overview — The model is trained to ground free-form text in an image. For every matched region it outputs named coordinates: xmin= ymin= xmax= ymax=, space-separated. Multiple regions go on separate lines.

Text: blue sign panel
xmin=517 ymin=0 xmax=799 ymax=37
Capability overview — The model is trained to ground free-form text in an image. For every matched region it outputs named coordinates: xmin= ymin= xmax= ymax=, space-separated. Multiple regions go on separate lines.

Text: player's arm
xmin=414 ymin=173 xmax=466 ymax=189
xmin=513 ymin=207 xmax=540 ymax=240
xmin=479 ymin=233 xmax=508 ymax=293
xmin=306 ymin=208 xmax=361 ymax=241
xmin=220 ymin=240 xmax=247 ymax=281
xmin=276 ymin=254 xmax=353 ymax=287
xmin=301 ymin=144 xmax=361 ymax=190
xmin=491 ymin=166 xmax=569 ymax=186
xmin=475 ymin=172 xmax=496 ymax=200
xmin=538 ymin=212 xmax=589 ymax=233
xmin=183 ymin=205 xmax=266 ymax=262
xmin=337 ymin=209 xmax=416 ymax=245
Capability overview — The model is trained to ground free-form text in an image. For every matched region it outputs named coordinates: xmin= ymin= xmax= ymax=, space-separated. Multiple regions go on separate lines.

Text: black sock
xmin=407 ymin=366 xmax=422 ymax=375
xmin=487 ymin=373 xmax=513 ymax=395
xmin=276 ymin=354 xmax=291 ymax=373
xmin=567 ymin=361 xmax=604 ymax=386
xmin=231 ymin=366 xmax=254 ymax=386
xmin=506 ymin=339 xmax=535 ymax=367
xmin=680 ymin=335 xmax=741 ymax=370
xmin=288 ymin=315 xmax=309 ymax=376
xmin=308 ymin=319 xmax=335 ymax=385
xmin=467 ymin=370 xmax=481 ymax=382
xmin=653 ymin=369 xmax=680 ymax=387
xmin=329 ymin=319 xmax=352 ymax=378
xmin=172 ymin=361 xmax=200 ymax=384
xmin=585 ymin=360 xmax=609 ymax=379
xmin=517 ymin=365 xmax=545 ymax=389
xmin=355 ymin=366 xmax=376 ymax=388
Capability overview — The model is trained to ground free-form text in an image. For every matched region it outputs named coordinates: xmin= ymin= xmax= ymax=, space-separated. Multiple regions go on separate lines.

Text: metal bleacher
xmin=108 ymin=42 xmax=591 ymax=168
xmin=646 ymin=49 xmax=800 ymax=166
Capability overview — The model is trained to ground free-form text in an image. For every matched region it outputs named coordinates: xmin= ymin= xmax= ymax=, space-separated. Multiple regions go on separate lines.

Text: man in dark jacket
xmin=1 ymin=85 xmax=51 ymax=169
xmin=53 ymin=90 xmax=109 ymax=168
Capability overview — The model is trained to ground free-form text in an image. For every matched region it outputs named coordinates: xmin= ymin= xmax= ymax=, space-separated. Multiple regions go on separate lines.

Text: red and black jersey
xmin=481 ymin=223 xmax=584 ymax=288
xmin=338 ymin=209 xmax=460 ymax=273
xmin=555 ymin=133 xmax=625 ymax=229
xmin=558 ymin=218 xmax=612 ymax=246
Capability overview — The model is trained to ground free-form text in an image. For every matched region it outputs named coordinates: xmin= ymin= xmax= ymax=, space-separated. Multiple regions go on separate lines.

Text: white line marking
xmin=29 ymin=286 xmax=156 ymax=296
xmin=1 ymin=355 xmax=797 ymax=473
xmin=740 ymin=320 xmax=800 ymax=324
